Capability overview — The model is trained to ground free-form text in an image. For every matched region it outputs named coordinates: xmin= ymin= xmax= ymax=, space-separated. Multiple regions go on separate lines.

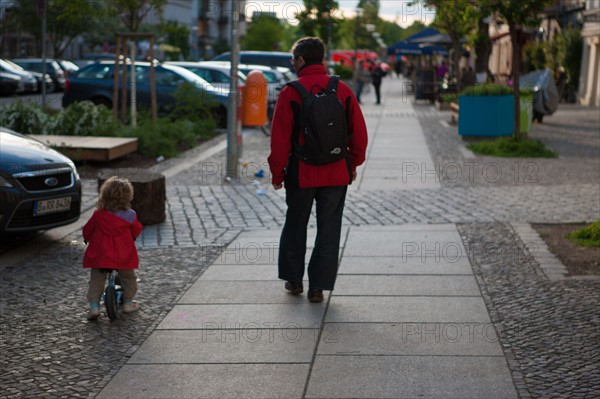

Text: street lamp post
xmin=353 ymin=8 xmax=364 ymax=91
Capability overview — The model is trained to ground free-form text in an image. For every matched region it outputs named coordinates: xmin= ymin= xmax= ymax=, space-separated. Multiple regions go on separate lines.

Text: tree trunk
xmin=475 ymin=18 xmax=492 ymax=77
xmin=510 ymin=25 xmax=521 ymax=142
xmin=450 ymin=33 xmax=461 ymax=93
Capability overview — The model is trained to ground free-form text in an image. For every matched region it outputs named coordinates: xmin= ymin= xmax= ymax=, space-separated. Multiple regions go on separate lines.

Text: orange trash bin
xmin=242 ymin=70 xmax=268 ymax=127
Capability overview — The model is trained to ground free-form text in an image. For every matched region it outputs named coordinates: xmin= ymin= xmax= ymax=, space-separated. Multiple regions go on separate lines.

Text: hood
xmin=0 ymin=128 xmax=75 ymax=176
xmin=94 ymin=210 xmax=135 ymax=234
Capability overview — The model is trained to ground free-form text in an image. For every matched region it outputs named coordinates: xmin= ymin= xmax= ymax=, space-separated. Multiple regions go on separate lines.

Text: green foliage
xmin=160 ymin=20 xmax=190 ymax=59
xmin=123 ymin=118 xmax=198 ymax=158
xmin=567 ymin=222 xmax=600 ymax=247
xmin=48 ymin=101 xmax=119 ymax=136
xmin=333 ymin=64 xmax=353 ymax=80
xmin=170 ymin=82 xmax=217 ymax=124
xmin=113 ymin=0 xmax=167 ymax=32
xmin=440 ymin=93 xmax=458 ymax=103
xmin=242 ymin=14 xmax=286 ymax=51
xmin=298 ymin=0 xmax=342 ymax=43
xmin=562 ymin=28 xmax=583 ymax=90
xmin=467 ymin=138 xmax=558 ymax=158
xmin=0 ymin=101 xmax=49 ymax=135
xmin=460 ymin=84 xmax=533 ymax=98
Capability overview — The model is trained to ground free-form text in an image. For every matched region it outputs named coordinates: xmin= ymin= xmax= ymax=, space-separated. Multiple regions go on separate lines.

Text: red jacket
xmin=82 ymin=209 xmax=143 ymax=269
xmin=268 ymin=64 xmax=368 ymax=189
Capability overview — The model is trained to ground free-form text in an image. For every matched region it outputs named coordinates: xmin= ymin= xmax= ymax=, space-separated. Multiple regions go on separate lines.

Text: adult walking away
xmin=370 ymin=59 xmax=386 ymax=104
xmin=268 ymin=37 xmax=368 ymax=303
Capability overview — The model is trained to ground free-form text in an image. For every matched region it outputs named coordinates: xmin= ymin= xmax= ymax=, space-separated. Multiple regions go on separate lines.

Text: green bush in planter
xmin=47 ymin=101 xmax=119 ymax=136
xmin=0 ymin=101 xmax=49 ymax=134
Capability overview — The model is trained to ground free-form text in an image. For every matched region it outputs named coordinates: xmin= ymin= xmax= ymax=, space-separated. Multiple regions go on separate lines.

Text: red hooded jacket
xmin=268 ymin=64 xmax=368 ymax=189
xmin=82 ymin=209 xmax=143 ymax=269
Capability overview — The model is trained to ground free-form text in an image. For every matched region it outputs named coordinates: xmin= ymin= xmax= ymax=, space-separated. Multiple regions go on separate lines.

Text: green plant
xmin=0 ymin=101 xmax=49 ymax=134
xmin=333 ymin=64 xmax=353 ymax=80
xmin=440 ymin=93 xmax=458 ymax=103
xmin=170 ymin=82 xmax=217 ymax=123
xmin=460 ymin=84 xmax=535 ymax=99
xmin=467 ymin=137 xmax=558 ymax=158
xmin=567 ymin=222 xmax=600 ymax=247
xmin=47 ymin=101 xmax=119 ymax=136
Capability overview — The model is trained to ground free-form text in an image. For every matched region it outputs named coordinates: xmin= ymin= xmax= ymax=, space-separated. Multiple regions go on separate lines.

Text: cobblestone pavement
xmin=0 ymin=245 xmax=221 ymax=398
xmin=458 ymin=223 xmax=600 ymax=398
xmin=1 ymin=81 xmax=598 ymax=398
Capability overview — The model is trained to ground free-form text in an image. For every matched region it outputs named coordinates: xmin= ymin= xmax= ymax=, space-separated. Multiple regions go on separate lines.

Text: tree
xmin=160 ymin=21 xmax=190 ymax=59
xmin=111 ymin=0 xmax=167 ymax=32
xmin=298 ymin=0 xmax=342 ymax=45
xmin=484 ymin=0 xmax=553 ymax=141
xmin=7 ymin=0 xmax=98 ymax=57
xmin=414 ymin=0 xmax=480 ymax=91
xmin=241 ymin=14 xmax=286 ymax=51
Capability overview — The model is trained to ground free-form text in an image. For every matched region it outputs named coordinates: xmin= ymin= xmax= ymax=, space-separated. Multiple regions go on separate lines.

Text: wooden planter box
xmin=458 ymin=94 xmax=514 ymax=137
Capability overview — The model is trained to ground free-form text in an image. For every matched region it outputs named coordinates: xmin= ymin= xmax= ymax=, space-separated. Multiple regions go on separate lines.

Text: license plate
xmin=34 ymin=197 xmax=71 ymax=216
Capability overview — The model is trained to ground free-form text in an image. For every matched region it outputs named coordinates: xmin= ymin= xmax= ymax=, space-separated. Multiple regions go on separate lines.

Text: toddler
xmin=83 ymin=176 xmax=143 ymax=320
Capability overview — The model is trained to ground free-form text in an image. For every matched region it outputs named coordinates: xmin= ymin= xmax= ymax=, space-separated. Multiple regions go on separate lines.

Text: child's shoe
xmin=123 ymin=301 xmax=139 ymax=314
xmin=87 ymin=303 xmax=100 ymax=320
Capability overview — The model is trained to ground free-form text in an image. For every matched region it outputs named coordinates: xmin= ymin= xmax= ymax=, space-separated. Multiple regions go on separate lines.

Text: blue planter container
xmin=458 ymin=95 xmax=514 ymax=137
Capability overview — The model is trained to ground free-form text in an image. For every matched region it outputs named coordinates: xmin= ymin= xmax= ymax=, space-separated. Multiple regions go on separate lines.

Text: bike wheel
xmin=105 ymin=285 xmax=118 ymax=321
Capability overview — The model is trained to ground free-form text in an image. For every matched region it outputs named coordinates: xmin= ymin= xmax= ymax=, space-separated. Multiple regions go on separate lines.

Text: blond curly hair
xmin=96 ymin=176 xmax=134 ymax=212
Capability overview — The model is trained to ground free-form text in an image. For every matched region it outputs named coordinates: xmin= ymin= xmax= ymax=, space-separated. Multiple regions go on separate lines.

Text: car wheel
xmin=92 ymin=97 xmax=112 ymax=109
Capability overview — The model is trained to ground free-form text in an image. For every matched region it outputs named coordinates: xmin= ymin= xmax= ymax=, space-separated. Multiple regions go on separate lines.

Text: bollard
xmin=241 ymin=70 xmax=268 ymax=127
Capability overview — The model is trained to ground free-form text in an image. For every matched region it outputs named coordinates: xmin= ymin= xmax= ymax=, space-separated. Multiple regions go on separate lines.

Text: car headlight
xmin=0 ymin=176 xmax=14 ymax=188
xmin=67 ymin=162 xmax=80 ymax=181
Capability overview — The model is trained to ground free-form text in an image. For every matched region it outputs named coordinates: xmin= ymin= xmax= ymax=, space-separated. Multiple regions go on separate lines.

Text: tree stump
xmin=97 ymin=168 xmax=166 ymax=225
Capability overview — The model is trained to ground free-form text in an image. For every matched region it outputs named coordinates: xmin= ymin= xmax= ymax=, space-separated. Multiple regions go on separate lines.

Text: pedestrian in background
xmin=370 ymin=59 xmax=386 ymax=104
xmin=268 ymin=37 xmax=368 ymax=303
xmin=83 ymin=176 xmax=143 ymax=320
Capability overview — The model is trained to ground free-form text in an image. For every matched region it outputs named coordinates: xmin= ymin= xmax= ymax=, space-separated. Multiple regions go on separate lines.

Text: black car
xmin=0 ymin=127 xmax=81 ymax=234
xmin=13 ymin=58 xmax=66 ymax=91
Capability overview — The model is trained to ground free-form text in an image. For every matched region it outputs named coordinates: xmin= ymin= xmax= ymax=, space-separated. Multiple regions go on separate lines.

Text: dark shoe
xmin=307 ymin=289 xmax=324 ymax=303
xmin=285 ymin=281 xmax=303 ymax=295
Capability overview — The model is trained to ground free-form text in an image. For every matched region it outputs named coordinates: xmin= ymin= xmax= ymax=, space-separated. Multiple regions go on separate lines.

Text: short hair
xmin=291 ymin=37 xmax=325 ymax=65
xmin=97 ymin=176 xmax=134 ymax=212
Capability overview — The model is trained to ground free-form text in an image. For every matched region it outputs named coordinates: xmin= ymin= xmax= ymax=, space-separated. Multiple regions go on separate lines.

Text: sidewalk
xmin=96 ymin=77 xmax=519 ymax=398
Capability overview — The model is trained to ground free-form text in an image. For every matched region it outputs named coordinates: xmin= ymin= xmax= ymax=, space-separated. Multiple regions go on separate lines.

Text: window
xmin=76 ymin=64 xmax=112 ymax=79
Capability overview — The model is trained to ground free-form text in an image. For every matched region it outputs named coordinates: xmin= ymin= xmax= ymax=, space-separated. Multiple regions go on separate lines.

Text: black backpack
xmin=287 ymin=76 xmax=350 ymax=165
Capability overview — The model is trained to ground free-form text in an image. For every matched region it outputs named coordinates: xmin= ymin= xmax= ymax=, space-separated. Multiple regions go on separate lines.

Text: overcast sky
xmin=244 ymin=0 xmax=435 ymax=27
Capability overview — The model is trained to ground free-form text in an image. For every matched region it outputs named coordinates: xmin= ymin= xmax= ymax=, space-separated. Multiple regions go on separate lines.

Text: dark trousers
xmin=278 ymin=185 xmax=348 ymax=290
xmin=373 ymin=82 xmax=382 ymax=104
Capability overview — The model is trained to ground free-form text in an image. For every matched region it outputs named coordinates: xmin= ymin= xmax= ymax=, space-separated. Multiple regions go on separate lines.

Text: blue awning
xmin=387 ymin=27 xmax=449 ymax=56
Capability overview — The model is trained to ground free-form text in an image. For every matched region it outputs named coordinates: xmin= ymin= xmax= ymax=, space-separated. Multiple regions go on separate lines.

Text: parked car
xmin=212 ymin=51 xmax=295 ymax=72
xmin=164 ymin=61 xmax=247 ymax=91
xmin=56 ymin=59 xmax=79 ymax=78
xmin=12 ymin=58 xmax=66 ymax=91
xmin=0 ymin=127 xmax=81 ymax=234
xmin=1 ymin=58 xmax=54 ymax=93
xmin=0 ymin=72 xmax=22 ymax=96
xmin=62 ymin=61 xmax=230 ymax=126
xmin=0 ymin=59 xmax=38 ymax=93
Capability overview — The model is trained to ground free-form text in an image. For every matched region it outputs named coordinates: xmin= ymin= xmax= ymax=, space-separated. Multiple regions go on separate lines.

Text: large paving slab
xmin=344 ymin=230 xmax=465 ymax=257
xmin=305 ymin=355 xmax=518 ymax=399
xmin=316 ymin=323 xmax=502 ymax=356
xmin=196 ymin=264 xmax=280 ymax=280
xmin=333 ymin=275 xmax=481 ymax=296
xmin=326 ymin=296 xmax=491 ymax=323
xmin=97 ymin=364 xmax=309 ymax=399
xmin=129 ymin=329 xmax=318 ymax=364
xmin=157 ymin=304 xmax=326 ymax=329
xmin=180 ymin=280 xmax=309 ymax=303
xmin=338 ymin=255 xmax=473 ymax=275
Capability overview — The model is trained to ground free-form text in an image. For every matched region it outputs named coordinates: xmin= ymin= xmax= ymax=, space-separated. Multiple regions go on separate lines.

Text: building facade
xmin=578 ymin=0 xmax=600 ymax=106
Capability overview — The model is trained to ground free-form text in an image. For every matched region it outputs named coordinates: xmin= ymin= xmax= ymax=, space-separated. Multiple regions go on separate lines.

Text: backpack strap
xmin=326 ymin=75 xmax=340 ymax=93
xmin=286 ymin=80 xmax=311 ymax=100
